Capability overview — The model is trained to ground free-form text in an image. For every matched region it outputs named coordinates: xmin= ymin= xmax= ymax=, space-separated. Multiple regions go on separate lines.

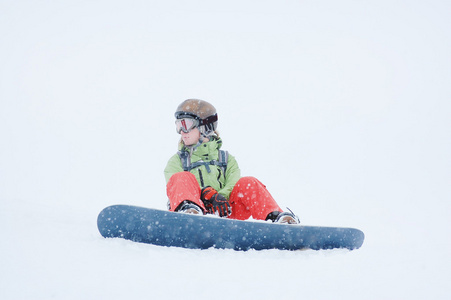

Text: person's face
xmin=181 ymin=127 xmax=201 ymax=146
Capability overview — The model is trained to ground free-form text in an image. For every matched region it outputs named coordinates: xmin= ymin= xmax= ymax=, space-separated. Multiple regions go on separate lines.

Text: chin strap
xmin=199 ymin=123 xmax=216 ymax=138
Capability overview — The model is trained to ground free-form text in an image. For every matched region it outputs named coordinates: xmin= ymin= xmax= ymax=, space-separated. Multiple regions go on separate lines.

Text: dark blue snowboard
xmin=97 ymin=205 xmax=364 ymax=251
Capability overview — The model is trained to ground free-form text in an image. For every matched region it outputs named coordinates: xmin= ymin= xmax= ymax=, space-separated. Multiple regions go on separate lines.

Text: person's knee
xmin=168 ymin=171 xmax=196 ymax=184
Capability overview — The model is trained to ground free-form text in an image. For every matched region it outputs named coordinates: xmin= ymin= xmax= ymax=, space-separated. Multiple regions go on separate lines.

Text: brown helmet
xmin=175 ymin=99 xmax=218 ymax=136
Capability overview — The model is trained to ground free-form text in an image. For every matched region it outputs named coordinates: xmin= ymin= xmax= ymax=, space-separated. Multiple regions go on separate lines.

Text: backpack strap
xmin=177 ymin=150 xmax=191 ymax=171
xmin=218 ymin=150 xmax=228 ymax=175
xmin=177 ymin=150 xmax=228 ymax=174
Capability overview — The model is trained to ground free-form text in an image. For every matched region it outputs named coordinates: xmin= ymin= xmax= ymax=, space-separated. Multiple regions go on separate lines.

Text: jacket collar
xmin=180 ymin=136 xmax=222 ymax=161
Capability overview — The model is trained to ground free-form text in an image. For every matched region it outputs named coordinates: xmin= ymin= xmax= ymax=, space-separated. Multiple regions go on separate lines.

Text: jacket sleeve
xmin=218 ymin=153 xmax=241 ymax=199
xmin=164 ymin=154 xmax=184 ymax=183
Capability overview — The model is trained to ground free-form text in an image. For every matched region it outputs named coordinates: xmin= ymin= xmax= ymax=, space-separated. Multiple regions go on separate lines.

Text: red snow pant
xmin=166 ymin=171 xmax=283 ymax=220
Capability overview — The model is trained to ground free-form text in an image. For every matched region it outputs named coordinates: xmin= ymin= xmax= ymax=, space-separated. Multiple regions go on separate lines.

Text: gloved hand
xmin=201 ymin=186 xmax=231 ymax=217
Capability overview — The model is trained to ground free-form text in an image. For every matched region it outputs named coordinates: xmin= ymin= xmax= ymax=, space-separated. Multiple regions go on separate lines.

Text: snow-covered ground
xmin=1 ymin=1 xmax=450 ymax=299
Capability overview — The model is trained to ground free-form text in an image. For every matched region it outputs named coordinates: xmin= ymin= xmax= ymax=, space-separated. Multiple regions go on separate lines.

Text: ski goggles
xmin=175 ymin=118 xmax=199 ymax=134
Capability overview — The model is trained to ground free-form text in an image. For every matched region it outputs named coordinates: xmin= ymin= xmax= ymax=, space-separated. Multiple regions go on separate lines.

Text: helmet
xmin=175 ymin=99 xmax=218 ymax=136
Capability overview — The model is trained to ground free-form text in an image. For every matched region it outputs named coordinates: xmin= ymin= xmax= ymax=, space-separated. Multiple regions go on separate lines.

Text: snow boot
xmin=275 ymin=212 xmax=300 ymax=224
xmin=266 ymin=210 xmax=300 ymax=224
xmin=176 ymin=201 xmax=203 ymax=215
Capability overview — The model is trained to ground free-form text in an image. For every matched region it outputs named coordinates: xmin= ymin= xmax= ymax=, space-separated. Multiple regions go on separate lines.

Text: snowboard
xmin=97 ymin=205 xmax=364 ymax=251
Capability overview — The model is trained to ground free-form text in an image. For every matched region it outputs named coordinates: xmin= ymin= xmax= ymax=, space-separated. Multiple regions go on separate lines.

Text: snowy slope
xmin=1 ymin=1 xmax=450 ymax=299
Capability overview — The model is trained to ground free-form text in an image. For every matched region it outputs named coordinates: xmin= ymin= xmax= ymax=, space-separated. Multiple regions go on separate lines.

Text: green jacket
xmin=164 ymin=137 xmax=241 ymax=199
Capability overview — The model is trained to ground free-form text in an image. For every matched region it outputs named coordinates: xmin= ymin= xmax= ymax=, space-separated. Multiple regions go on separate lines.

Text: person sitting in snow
xmin=164 ymin=99 xmax=299 ymax=224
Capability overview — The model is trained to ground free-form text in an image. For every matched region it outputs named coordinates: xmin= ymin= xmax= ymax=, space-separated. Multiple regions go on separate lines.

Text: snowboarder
xmin=164 ymin=99 xmax=299 ymax=224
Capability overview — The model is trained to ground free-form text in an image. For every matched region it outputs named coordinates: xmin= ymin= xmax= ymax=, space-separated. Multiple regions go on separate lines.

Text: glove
xmin=201 ymin=186 xmax=231 ymax=217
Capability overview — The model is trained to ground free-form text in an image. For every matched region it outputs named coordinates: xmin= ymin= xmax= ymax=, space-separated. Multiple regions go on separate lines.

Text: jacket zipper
xmin=198 ymin=169 xmax=205 ymax=187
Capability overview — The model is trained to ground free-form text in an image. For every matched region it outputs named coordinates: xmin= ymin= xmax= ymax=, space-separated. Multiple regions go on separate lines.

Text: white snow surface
xmin=1 ymin=1 xmax=450 ymax=299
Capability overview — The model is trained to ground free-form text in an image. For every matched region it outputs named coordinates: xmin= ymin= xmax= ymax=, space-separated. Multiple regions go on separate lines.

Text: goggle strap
xmin=199 ymin=114 xmax=218 ymax=126
xmin=175 ymin=112 xmax=199 ymax=120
